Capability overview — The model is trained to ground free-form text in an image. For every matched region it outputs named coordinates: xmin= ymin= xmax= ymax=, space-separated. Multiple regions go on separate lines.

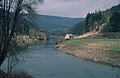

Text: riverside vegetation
xmin=0 ymin=0 xmax=44 ymax=77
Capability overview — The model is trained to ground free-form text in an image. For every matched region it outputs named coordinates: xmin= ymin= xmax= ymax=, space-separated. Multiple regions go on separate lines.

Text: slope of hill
xmin=71 ymin=4 xmax=120 ymax=36
xmin=75 ymin=31 xmax=98 ymax=39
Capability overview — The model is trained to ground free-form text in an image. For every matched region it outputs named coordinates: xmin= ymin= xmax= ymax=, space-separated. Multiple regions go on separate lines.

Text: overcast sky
xmin=37 ymin=0 xmax=120 ymax=18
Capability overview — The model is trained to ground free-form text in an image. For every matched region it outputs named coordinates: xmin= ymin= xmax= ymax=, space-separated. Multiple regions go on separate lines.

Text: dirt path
xmin=75 ymin=31 xmax=98 ymax=39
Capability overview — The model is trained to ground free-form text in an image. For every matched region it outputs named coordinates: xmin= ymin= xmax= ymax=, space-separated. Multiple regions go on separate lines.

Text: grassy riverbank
xmin=65 ymin=38 xmax=120 ymax=52
xmin=56 ymin=38 xmax=120 ymax=67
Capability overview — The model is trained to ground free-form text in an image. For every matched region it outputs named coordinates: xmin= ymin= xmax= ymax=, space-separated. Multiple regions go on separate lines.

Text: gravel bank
xmin=55 ymin=44 xmax=120 ymax=67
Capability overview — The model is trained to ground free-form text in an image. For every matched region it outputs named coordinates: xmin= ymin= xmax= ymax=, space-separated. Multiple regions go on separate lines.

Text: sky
xmin=37 ymin=0 xmax=120 ymax=18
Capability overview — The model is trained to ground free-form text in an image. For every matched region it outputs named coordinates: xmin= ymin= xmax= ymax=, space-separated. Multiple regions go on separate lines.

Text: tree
xmin=0 ymin=0 xmax=43 ymax=67
xmin=108 ymin=12 xmax=120 ymax=32
xmin=71 ymin=21 xmax=85 ymax=35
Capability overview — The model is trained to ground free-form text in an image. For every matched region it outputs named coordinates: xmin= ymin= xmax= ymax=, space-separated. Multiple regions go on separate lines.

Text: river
xmin=2 ymin=38 xmax=120 ymax=78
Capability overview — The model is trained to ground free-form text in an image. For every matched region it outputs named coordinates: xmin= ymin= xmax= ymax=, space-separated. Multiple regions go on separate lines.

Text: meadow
xmin=64 ymin=38 xmax=120 ymax=52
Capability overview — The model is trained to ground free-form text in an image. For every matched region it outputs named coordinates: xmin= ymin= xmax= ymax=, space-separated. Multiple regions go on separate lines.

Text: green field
xmin=64 ymin=38 xmax=120 ymax=52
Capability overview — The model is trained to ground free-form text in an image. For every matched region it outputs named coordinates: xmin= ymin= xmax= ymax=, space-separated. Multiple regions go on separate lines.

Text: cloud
xmin=37 ymin=0 xmax=120 ymax=18
xmin=60 ymin=0 xmax=80 ymax=2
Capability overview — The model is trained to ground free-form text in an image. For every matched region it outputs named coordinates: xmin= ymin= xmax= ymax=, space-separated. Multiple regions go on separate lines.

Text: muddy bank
xmin=0 ymin=70 xmax=6 ymax=78
xmin=55 ymin=44 xmax=120 ymax=67
xmin=0 ymin=70 xmax=33 ymax=78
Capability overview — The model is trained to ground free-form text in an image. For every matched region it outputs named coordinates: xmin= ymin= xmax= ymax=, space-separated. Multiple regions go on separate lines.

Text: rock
xmin=94 ymin=57 xmax=100 ymax=62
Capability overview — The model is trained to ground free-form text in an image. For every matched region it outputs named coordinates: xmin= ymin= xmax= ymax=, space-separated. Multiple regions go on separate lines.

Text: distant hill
xmin=35 ymin=15 xmax=84 ymax=30
xmin=0 ymin=8 xmax=84 ymax=36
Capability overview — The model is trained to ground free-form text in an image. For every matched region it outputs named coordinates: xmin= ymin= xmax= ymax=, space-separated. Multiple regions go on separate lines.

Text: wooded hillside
xmin=71 ymin=4 xmax=120 ymax=35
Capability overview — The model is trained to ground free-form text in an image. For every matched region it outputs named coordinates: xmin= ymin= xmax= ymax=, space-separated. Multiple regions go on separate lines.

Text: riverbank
xmin=0 ymin=70 xmax=33 ymax=78
xmin=56 ymin=39 xmax=120 ymax=67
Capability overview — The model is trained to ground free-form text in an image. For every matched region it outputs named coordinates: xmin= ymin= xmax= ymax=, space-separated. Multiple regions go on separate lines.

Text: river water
xmin=2 ymin=38 xmax=120 ymax=78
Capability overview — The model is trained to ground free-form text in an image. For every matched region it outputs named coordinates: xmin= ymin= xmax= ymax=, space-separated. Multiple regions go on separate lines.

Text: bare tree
xmin=0 ymin=0 xmax=43 ymax=67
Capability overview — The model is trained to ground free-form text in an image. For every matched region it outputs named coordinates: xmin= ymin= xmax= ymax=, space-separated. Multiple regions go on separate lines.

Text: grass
xmin=64 ymin=38 xmax=120 ymax=52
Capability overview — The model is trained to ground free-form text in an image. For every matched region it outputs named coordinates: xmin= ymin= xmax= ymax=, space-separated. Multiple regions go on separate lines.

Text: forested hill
xmin=71 ymin=4 xmax=120 ymax=35
xmin=35 ymin=15 xmax=84 ymax=30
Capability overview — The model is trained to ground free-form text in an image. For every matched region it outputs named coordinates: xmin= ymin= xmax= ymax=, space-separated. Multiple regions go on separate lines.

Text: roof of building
xmin=66 ymin=34 xmax=74 ymax=36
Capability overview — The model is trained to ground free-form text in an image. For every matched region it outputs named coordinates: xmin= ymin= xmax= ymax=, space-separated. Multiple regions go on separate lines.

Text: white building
xmin=65 ymin=34 xmax=74 ymax=40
